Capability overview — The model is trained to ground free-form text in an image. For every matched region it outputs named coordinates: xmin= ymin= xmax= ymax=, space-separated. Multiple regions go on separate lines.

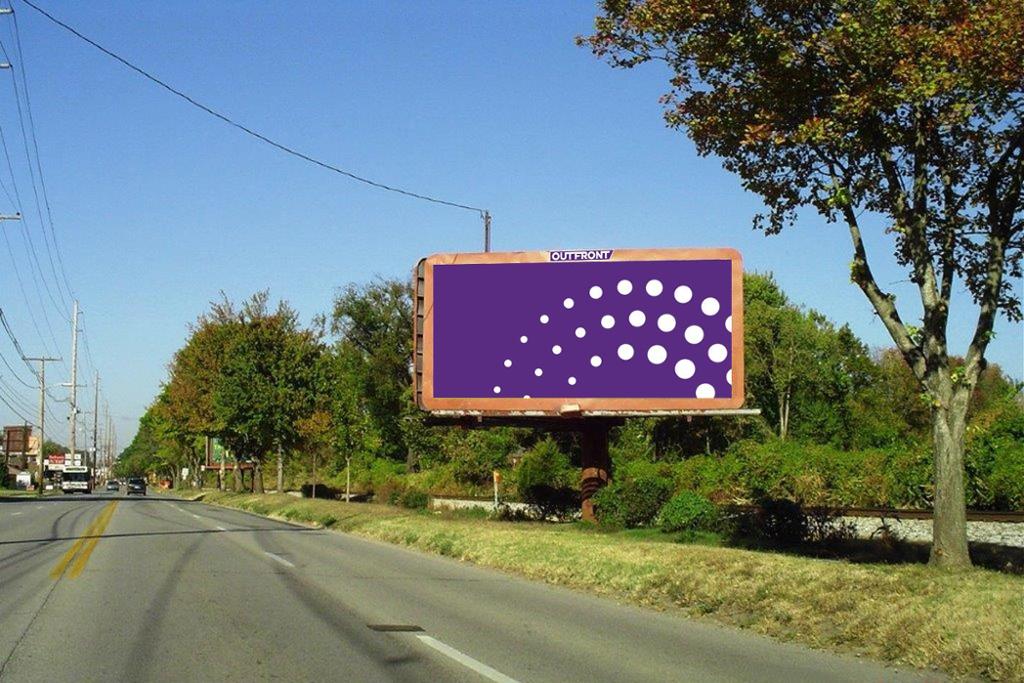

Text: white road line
xmin=191 ymin=513 xmax=201 ymax=519
xmin=215 ymin=525 xmax=227 ymax=531
xmin=35 ymin=506 xmax=42 ymax=510
xmin=11 ymin=511 xmax=22 ymax=516
xmin=263 ymin=552 xmax=294 ymax=568
xmin=415 ymin=635 xmax=520 ymax=683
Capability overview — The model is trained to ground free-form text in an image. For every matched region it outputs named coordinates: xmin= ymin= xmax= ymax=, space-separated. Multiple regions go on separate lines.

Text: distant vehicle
xmin=105 ymin=480 xmax=119 ymax=492
xmin=125 ymin=477 xmax=146 ymax=496
xmin=62 ymin=466 xmax=92 ymax=494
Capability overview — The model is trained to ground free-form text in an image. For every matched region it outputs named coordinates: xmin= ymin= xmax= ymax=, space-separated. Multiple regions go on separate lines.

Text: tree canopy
xmin=581 ymin=0 xmax=1023 ymax=567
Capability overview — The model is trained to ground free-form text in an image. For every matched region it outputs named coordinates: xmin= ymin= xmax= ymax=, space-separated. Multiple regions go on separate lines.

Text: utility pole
xmin=92 ymin=371 xmax=99 ymax=474
xmin=67 ymin=301 xmax=79 ymax=465
xmin=104 ymin=407 xmax=111 ymax=470
xmin=25 ymin=356 xmax=60 ymax=495
xmin=483 ymin=211 xmax=492 ymax=252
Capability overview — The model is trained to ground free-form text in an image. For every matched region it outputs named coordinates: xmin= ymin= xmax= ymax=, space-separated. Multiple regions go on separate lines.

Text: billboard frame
xmin=414 ymin=247 xmax=745 ymax=416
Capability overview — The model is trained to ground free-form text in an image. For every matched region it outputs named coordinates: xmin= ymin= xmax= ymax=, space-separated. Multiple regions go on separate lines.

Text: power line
xmin=0 ymin=118 xmax=66 ymax=357
xmin=0 ymin=211 xmax=53 ymax=355
xmin=18 ymin=0 xmax=489 ymax=218
xmin=0 ymin=381 xmax=34 ymax=425
xmin=9 ymin=8 xmax=76 ymax=302
xmin=0 ymin=307 xmax=63 ymax=412
xmin=0 ymin=34 xmax=71 ymax=316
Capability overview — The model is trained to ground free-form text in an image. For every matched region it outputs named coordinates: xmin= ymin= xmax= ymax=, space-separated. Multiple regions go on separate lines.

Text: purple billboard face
xmin=416 ymin=248 xmax=744 ymax=414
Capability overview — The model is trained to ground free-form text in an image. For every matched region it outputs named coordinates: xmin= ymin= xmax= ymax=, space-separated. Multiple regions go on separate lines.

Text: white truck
xmin=61 ymin=466 xmax=92 ymax=494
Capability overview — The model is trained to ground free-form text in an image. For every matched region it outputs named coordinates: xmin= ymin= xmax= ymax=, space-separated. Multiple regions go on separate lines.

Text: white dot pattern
xmin=483 ymin=266 xmax=733 ymax=400
xmin=647 ymin=345 xmax=667 ymax=365
xmin=684 ymin=325 xmax=704 ymax=344
xmin=701 ymin=297 xmax=720 ymax=316
xmin=675 ymin=358 xmax=696 ymax=379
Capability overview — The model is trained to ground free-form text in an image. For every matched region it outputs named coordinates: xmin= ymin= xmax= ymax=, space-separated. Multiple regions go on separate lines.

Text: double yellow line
xmin=50 ymin=500 xmax=118 ymax=580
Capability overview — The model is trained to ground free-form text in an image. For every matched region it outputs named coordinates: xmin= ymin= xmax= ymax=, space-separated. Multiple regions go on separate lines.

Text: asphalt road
xmin=0 ymin=493 xmax=945 ymax=683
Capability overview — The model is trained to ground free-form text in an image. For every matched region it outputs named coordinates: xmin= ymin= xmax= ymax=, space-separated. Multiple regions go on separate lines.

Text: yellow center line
xmin=49 ymin=501 xmax=118 ymax=580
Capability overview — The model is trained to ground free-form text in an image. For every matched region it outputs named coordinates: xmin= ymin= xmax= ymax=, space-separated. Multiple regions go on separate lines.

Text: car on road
xmin=105 ymin=480 xmax=119 ymax=492
xmin=125 ymin=477 xmax=146 ymax=496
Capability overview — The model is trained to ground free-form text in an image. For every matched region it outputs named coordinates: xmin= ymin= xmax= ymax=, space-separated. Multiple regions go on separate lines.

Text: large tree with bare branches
xmin=580 ymin=0 xmax=1023 ymax=567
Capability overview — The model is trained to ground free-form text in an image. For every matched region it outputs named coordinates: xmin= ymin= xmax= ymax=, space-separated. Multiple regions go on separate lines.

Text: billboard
xmin=414 ymin=248 xmax=744 ymax=415
xmin=4 ymin=425 xmax=31 ymax=455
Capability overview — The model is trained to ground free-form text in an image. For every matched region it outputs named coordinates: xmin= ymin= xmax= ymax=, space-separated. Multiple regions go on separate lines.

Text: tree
xmin=581 ymin=0 xmax=1023 ymax=567
xmin=747 ymin=301 xmax=818 ymax=439
xmin=331 ymin=279 xmax=413 ymax=464
xmin=212 ymin=292 xmax=322 ymax=492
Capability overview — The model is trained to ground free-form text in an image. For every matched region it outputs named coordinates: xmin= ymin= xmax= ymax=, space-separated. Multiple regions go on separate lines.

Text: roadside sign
xmin=206 ymin=438 xmax=227 ymax=466
xmin=414 ymin=247 xmax=744 ymax=415
xmin=3 ymin=425 xmax=30 ymax=455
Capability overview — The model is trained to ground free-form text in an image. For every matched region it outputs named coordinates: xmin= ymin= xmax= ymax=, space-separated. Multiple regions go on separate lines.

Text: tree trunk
xmin=232 ymin=463 xmax=242 ymax=492
xmin=777 ymin=391 xmax=790 ymax=440
xmin=276 ymin=444 xmax=284 ymax=493
xmin=929 ymin=384 xmax=972 ymax=569
xmin=253 ymin=461 xmax=264 ymax=493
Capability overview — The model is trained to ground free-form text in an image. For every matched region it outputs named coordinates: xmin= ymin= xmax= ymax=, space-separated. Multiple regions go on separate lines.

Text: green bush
xmin=445 ymin=428 xmax=528 ymax=486
xmin=967 ymin=403 xmax=1024 ymax=510
xmin=593 ymin=475 xmax=673 ymax=528
xmin=673 ymin=440 xmax=936 ymax=509
xmin=516 ymin=438 xmax=578 ymax=520
xmin=659 ymin=491 xmax=720 ymax=533
xmin=397 ymin=489 xmax=429 ymax=509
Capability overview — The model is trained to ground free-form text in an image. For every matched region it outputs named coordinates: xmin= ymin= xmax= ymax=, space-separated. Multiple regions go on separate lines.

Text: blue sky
xmin=0 ymin=1 xmax=1020 ymax=446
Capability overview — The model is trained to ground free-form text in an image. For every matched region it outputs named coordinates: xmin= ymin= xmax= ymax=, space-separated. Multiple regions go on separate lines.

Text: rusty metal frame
xmin=414 ymin=247 xmax=746 ymax=416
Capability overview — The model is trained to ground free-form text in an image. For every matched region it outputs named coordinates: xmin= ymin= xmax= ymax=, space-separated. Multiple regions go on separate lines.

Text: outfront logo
xmin=549 ymin=249 xmax=613 ymax=262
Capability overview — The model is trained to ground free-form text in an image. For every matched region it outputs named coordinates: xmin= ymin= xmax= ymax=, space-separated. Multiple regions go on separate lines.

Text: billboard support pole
xmin=483 ymin=211 xmax=491 ymax=252
xmin=580 ymin=421 xmax=612 ymax=522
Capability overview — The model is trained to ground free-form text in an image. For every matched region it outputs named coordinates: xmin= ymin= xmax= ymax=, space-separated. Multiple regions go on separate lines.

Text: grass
xmin=0 ymin=488 xmax=51 ymax=498
xmin=200 ymin=490 xmax=1023 ymax=682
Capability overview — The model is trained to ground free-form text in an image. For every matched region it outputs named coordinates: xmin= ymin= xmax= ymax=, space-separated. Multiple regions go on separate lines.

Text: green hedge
xmin=673 ymin=427 xmax=1022 ymax=510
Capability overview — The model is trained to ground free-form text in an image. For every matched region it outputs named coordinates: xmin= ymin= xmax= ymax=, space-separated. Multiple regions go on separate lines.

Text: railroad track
xmin=729 ymin=504 xmax=1024 ymax=523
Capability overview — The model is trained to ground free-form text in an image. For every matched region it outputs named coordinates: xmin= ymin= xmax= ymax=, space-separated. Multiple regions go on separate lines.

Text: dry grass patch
xmin=203 ymin=491 xmax=1024 ymax=681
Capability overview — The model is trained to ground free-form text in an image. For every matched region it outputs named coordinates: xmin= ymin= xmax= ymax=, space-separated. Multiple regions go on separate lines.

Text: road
xmin=0 ymin=494 xmax=944 ymax=683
